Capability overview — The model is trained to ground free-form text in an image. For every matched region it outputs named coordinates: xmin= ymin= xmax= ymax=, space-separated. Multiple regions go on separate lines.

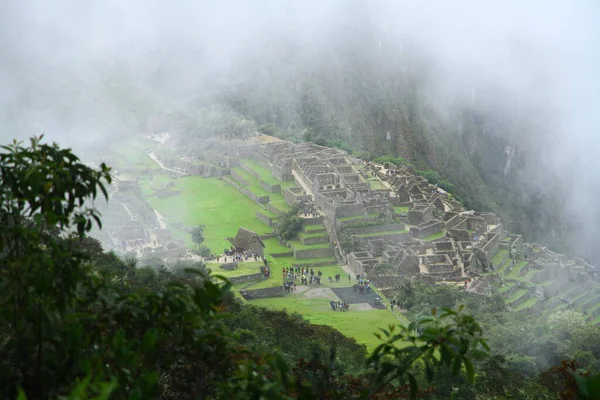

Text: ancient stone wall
xmin=227 ymin=272 xmax=264 ymax=284
xmin=300 ymin=234 xmax=329 ymax=245
xmin=410 ymin=220 xmax=444 ymax=238
xmin=224 ymin=178 xmax=270 ymax=205
xmin=294 ymin=247 xmax=333 ymax=259
xmin=239 ymin=286 xmax=284 ymax=300
xmin=334 ymin=203 xmax=365 ymax=219
xmin=256 ymin=210 xmax=274 ymax=226
xmin=348 ymin=223 xmax=406 ymax=235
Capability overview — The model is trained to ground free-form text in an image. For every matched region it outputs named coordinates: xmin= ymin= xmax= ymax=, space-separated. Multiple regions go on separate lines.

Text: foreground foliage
xmin=1 ymin=137 xmax=599 ymax=399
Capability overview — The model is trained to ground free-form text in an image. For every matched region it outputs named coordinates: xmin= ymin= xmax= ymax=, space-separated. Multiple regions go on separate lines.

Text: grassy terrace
xmin=230 ymin=167 xmax=271 ymax=197
xmin=242 ymin=159 xmax=280 ymax=185
xmin=206 ymin=261 xmax=263 ymax=278
xmin=248 ymin=296 xmax=404 ymax=351
xmin=290 ymin=241 xmax=331 ymax=251
xmin=368 ymin=178 xmax=386 ymax=190
xmin=305 ymin=225 xmax=326 ymax=233
xmin=506 ymin=289 xmax=529 ymax=303
xmin=514 ymin=297 xmax=537 ymax=311
xmin=250 ymin=265 xmax=346 ymax=290
xmin=506 ymin=261 xmax=529 ymax=279
xmin=145 ymin=177 xmax=271 ymax=252
xmin=262 ymin=238 xmax=292 ymax=255
xmin=492 ymin=249 xmax=508 ymax=265
xmin=497 ymin=285 xmax=513 ymax=294
xmin=393 ymin=206 xmax=410 ymax=213
xmin=257 ymin=208 xmax=278 ymax=218
xmin=422 ymin=231 xmax=446 ymax=241
xmin=355 ymin=229 xmax=408 ymax=238
xmin=299 ymin=231 xmax=329 ymax=239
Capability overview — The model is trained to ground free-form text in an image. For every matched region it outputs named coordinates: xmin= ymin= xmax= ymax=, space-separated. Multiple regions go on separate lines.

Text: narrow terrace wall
xmin=239 ymin=286 xmax=284 ymax=300
xmin=227 ymin=272 xmax=264 ymax=284
xmin=224 ymin=177 xmax=270 ymax=205
xmin=294 ymin=247 xmax=333 ymax=259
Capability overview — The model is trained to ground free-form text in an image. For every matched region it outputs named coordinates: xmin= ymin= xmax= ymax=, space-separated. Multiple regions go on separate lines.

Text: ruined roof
xmin=229 ymin=227 xmax=265 ymax=250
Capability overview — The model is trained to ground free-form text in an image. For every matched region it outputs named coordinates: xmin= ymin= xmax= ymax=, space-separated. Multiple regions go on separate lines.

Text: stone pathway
xmin=147 ymin=151 xmax=182 ymax=175
xmin=292 ymin=169 xmax=315 ymax=201
xmin=154 ymin=209 xmax=167 ymax=229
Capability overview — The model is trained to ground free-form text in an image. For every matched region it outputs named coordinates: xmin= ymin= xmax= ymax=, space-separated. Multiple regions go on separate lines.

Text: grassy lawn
xmin=207 ymin=261 xmax=263 ymax=278
xmin=514 ymin=297 xmax=537 ymax=311
xmin=506 ymin=261 xmax=529 ymax=279
xmin=422 ymin=231 xmax=446 ymax=241
xmin=231 ymin=167 xmax=271 ymax=197
xmin=393 ymin=206 xmax=410 ymax=213
xmin=497 ymin=285 xmax=512 ymax=294
xmin=305 ymin=224 xmax=326 ymax=233
xmin=355 ymin=229 xmax=408 ymax=238
xmin=299 ymin=231 xmax=329 ymax=239
xmin=368 ymin=179 xmax=386 ymax=190
xmin=506 ymin=289 xmax=529 ymax=303
xmin=262 ymin=238 xmax=292 ymax=254
xmin=251 ymin=264 xmax=347 ymax=289
xmin=492 ymin=249 xmax=508 ymax=265
xmin=290 ymin=241 xmax=331 ymax=251
xmin=145 ymin=177 xmax=271 ymax=252
xmin=248 ymin=296 xmax=406 ymax=351
xmin=241 ymin=159 xmax=280 ymax=185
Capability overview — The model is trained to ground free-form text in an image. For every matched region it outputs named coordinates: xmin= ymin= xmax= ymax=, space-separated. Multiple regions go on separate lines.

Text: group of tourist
xmin=217 ymin=248 xmax=262 ymax=263
xmin=302 ymin=207 xmax=319 ymax=218
xmin=329 ymin=300 xmax=350 ymax=312
xmin=284 ymin=281 xmax=297 ymax=292
xmin=353 ymin=281 xmax=372 ymax=294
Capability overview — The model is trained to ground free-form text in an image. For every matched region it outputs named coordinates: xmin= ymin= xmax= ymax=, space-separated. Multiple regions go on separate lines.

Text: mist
xmin=2 ymin=0 xmax=600 ymax=259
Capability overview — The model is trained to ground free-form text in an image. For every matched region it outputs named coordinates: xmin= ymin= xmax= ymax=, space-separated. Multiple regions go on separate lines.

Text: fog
xmin=2 ymin=0 xmax=600 ymax=258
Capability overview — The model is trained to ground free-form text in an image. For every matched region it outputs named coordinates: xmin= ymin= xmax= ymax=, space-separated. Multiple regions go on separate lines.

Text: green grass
xmin=393 ymin=206 xmax=410 ymax=213
xmin=506 ymin=289 xmax=529 ymax=303
xmin=299 ymin=231 xmax=329 ymax=239
xmin=355 ymin=229 xmax=408 ymax=238
xmin=242 ymin=159 xmax=281 ymax=185
xmin=145 ymin=177 xmax=271 ymax=252
xmin=514 ymin=297 xmax=537 ymax=311
xmin=207 ymin=261 xmax=263 ymax=278
xmin=248 ymin=296 xmax=406 ymax=351
xmin=497 ymin=285 xmax=512 ymax=294
xmin=367 ymin=178 xmax=386 ymax=190
xmin=289 ymin=241 xmax=331 ymax=251
xmin=231 ymin=167 xmax=271 ymax=197
xmin=250 ymin=264 xmax=346 ymax=289
xmin=492 ymin=249 xmax=508 ymax=265
xmin=422 ymin=231 xmax=446 ymax=241
xmin=262 ymin=238 xmax=292 ymax=255
xmin=506 ymin=261 xmax=529 ymax=279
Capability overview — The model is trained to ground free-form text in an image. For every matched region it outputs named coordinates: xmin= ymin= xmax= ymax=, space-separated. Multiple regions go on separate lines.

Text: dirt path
xmin=154 ymin=209 xmax=167 ymax=229
xmin=147 ymin=151 xmax=182 ymax=175
xmin=292 ymin=169 xmax=315 ymax=201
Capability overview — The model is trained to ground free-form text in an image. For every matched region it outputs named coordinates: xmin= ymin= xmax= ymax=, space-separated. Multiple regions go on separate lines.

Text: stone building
xmin=228 ymin=227 xmax=266 ymax=256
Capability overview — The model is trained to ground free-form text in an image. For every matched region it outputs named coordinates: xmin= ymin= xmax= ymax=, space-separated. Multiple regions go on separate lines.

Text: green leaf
xmin=464 ymin=358 xmax=475 ymax=383
xmin=142 ymin=328 xmax=158 ymax=351
xmin=451 ymin=355 xmax=462 ymax=376
xmin=407 ymin=372 xmax=418 ymax=399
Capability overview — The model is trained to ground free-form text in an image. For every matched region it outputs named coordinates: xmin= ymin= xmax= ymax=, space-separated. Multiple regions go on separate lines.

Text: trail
xmin=292 ymin=169 xmax=315 ymax=201
xmin=147 ymin=150 xmax=182 ymax=175
xmin=154 ymin=209 xmax=167 ymax=229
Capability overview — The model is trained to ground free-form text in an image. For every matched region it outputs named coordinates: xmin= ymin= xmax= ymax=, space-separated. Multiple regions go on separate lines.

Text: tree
xmin=275 ymin=204 xmax=304 ymax=241
xmin=190 ymin=225 xmax=205 ymax=248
